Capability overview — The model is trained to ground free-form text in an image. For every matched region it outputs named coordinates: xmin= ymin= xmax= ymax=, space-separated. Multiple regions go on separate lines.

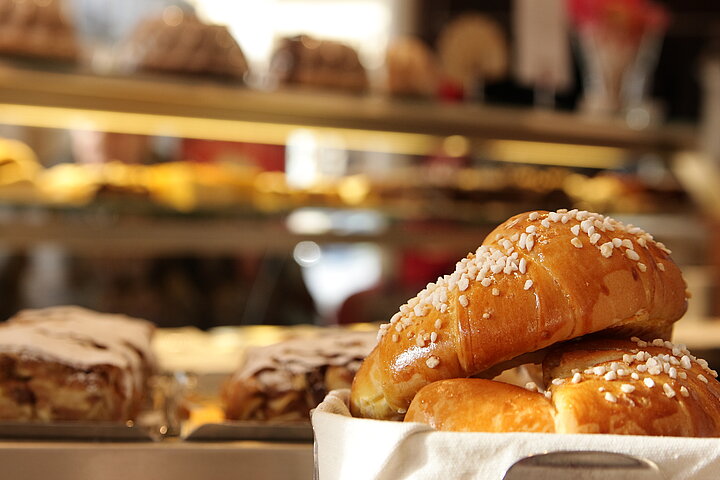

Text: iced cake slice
xmin=0 ymin=306 xmax=155 ymax=422
xmin=223 ymin=330 xmax=375 ymax=422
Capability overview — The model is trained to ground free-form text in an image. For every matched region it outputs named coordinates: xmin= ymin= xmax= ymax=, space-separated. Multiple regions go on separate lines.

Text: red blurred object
xmin=437 ymin=77 xmax=465 ymax=102
xmin=567 ymin=0 xmax=670 ymax=42
xmin=399 ymin=249 xmax=459 ymax=290
xmin=568 ymin=0 xmax=670 ymax=115
xmin=181 ymin=139 xmax=285 ymax=171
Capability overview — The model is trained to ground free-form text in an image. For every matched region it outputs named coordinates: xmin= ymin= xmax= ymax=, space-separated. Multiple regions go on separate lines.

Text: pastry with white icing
xmin=223 ymin=330 xmax=375 ymax=422
xmin=0 ymin=306 xmax=155 ymax=422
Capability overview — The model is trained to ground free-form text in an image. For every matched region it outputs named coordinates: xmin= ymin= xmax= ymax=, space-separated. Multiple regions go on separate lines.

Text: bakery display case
xmin=0 ymin=0 xmax=719 ymax=479
xmin=0 ymin=61 xmax=706 ymax=332
xmin=0 ymin=63 xmax=700 ymax=249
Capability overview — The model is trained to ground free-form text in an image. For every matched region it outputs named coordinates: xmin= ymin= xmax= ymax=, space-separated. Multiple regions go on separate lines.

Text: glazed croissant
xmin=350 ymin=210 xmax=688 ymax=420
xmin=405 ymin=337 xmax=720 ymax=437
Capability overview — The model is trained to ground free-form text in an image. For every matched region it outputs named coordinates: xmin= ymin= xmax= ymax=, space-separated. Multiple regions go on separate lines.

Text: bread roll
xmin=404 ymin=378 xmax=555 ymax=433
xmin=405 ymin=338 xmax=720 ymax=437
xmin=351 ymin=209 xmax=687 ymax=420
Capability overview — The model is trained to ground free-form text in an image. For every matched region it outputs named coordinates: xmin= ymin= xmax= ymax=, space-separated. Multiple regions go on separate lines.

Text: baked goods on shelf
xmin=34 ymin=160 xmax=260 ymax=210
xmin=120 ymin=7 xmax=248 ymax=80
xmin=0 ymin=138 xmax=40 ymax=184
xmin=385 ymin=36 xmax=439 ymax=97
xmin=223 ymin=330 xmax=376 ymax=422
xmin=350 ymin=209 xmax=688 ymax=420
xmin=144 ymin=161 xmax=259 ymax=211
xmin=405 ymin=337 xmax=720 ymax=436
xmin=0 ymin=306 xmax=156 ymax=422
xmin=269 ymin=35 xmax=367 ymax=92
xmin=0 ymin=137 xmax=41 ymax=203
xmin=437 ymin=13 xmax=508 ymax=97
xmin=0 ymin=0 xmax=78 ymax=62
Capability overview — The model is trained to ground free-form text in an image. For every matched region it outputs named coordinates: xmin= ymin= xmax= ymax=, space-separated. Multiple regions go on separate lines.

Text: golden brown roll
xmin=403 ymin=378 xmax=555 ymax=433
xmin=351 ymin=209 xmax=688 ymax=420
xmin=405 ymin=338 xmax=720 ymax=437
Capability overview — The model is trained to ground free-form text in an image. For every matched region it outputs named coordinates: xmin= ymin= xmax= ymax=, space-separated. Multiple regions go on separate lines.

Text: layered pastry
xmin=0 ymin=306 xmax=155 ymax=422
xmin=0 ymin=0 xmax=78 ymax=62
xmin=224 ymin=330 xmax=375 ymax=422
xmin=269 ymin=35 xmax=367 ymax=92
xmin=120 ymin=7 xmax=248 ymax=79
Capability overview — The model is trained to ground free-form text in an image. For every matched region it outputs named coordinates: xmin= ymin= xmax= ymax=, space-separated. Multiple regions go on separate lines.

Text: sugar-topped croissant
xmin=404 ymin=337 xmax=720 ymax=436
xmin=350 ymin=209 xmax=688 ymax=420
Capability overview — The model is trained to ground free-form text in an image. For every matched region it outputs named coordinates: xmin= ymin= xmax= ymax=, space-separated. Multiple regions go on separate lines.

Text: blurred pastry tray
xmin=183 ymin=421 xmax=313 ymax=442
xmin=0 ymin=420 xmax=157 ymax=442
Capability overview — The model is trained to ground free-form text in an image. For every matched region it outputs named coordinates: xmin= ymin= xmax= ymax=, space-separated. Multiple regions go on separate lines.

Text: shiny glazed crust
xmin=351 ymin=210 xmax=688 ymax=420
xmin=405 ymin=338 xmax=720 ymax=437
xmin=404 ymin=378 xmax=555 ymax=433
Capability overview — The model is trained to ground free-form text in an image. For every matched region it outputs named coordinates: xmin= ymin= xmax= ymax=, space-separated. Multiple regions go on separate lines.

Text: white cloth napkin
xmin=312 ymin=389 xmax=720 ymax=480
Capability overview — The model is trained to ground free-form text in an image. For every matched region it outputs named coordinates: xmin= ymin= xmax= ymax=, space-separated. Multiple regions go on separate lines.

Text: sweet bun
xmin=546 ymin=337 xmax=720 ymax=436
xmin=351 ymin=209 xmax=688 ymax=420
xmin=404 ymin=378 xmax=555 ymax=433
xmin=405 ymin=338 xmax=720 ymax=437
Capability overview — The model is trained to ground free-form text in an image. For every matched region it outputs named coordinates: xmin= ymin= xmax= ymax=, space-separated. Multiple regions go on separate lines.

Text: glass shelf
xmin=0 ymin=63 xmax=697 ymax=168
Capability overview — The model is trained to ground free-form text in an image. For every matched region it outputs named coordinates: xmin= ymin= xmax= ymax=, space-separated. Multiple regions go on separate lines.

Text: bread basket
xmin=312 ymin=389 xmax=720 ymax=480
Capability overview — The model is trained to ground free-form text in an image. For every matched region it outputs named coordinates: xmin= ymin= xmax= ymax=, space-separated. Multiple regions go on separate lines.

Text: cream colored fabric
xmin=312 ymin=389 xmax=720 ymax=480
